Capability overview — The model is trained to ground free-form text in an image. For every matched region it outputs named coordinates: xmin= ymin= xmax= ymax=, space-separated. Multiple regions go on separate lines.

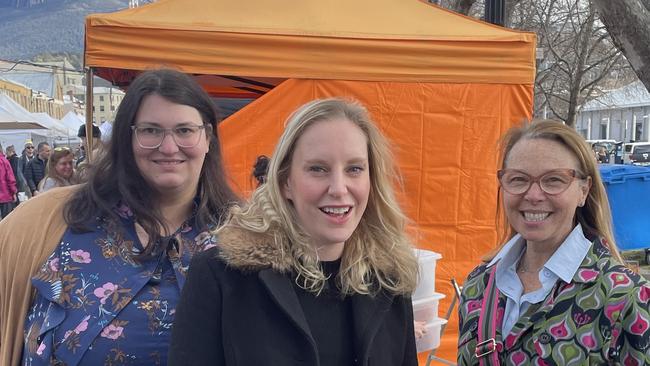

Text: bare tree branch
xmin=592 ymin=0 xmax=650 ymax=91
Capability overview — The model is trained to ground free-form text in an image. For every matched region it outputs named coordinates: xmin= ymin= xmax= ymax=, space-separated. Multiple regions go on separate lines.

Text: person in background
xmin=76 ymin=124 xmax=105 ymax=182
xmin=5 ymin=145 xmax=22 ymax=194
xmin=0 ymin=143 xmax=17 ymax=219
xmin=596 ymin=145 xmax=608 ymax=163
xmin=17 ymin=141 xmax=35 ymax=198
xmin=38 ymin=147 xmax=77 ymax=192
xmin=24 ymin=142 xmax=50 ymax=196
xmin=0 ymin=69 xmax=239 ymax=365
xmin=252 ymin=154 xmax=270 ymax=187
xmin=458 ymin=120 xmax=650 ymax=365
xmin=169 ymin=98 xmax=419 ymax=366
xmin=75 ymin=124 xmax=102 ymax=168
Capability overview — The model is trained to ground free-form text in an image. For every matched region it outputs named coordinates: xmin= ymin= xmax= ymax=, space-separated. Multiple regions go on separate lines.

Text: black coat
xmin=169 ymin=228 xmax=417 ymax=366
xmin=24 ymin=156 xmax=46 ymax=192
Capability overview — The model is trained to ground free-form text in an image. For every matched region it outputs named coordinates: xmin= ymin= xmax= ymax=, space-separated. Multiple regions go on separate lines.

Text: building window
xmin=100 ymin=105 xmax=105 ymax=112
xmin=111 ymin=105 xmax=115 ymax=111
xmin=92 ymin=106 xmax=95 ymax=112
xmin=99 ymin=96 xmax=104 ymax=102
xmin=600 ymin=117 xmax=609 ymax=139
xmin=578 ymin=129 xmax=588 ymax=138
xmin=637 ymin=116 xmax=648 ymax=141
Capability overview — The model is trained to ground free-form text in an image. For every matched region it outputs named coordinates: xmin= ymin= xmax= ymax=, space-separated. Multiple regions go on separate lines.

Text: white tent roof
xmin=99 ymin=121 xmax=112 ymax=143
xmin=33 ymin=112 xmax=74 ymax=137
xmin=0 ymin=94 xmax=48 ymax=130
xmin=60 ymin=111 xmax=85 ymax=133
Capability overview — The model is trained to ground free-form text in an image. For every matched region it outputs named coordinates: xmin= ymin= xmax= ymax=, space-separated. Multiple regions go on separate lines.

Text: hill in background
xmin=0 ymin=0 xmax=131 ymax=66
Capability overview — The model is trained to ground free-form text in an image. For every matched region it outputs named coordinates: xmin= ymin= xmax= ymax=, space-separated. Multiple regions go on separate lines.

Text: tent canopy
xmin=85 ymin=0 xmax=535 ymax=92
xmin=0 ymin=94 xmax=48 ymax=130
xmin=33 ymin=112 xmax=73 ymax=137
xmin=60 ymin=111 xmax=84 ymax=132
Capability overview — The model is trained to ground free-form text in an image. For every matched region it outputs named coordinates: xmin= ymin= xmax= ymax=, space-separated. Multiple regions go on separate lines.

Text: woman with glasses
xmin=38 ymin=147 xmax=77 ymax=192
xmin=0 ymin=69 xmax=238 ymax=365
xmin=457 ymin=120 xmax=650 ymax=365
xmin=169 ymin=98 xmax=419 ymax=365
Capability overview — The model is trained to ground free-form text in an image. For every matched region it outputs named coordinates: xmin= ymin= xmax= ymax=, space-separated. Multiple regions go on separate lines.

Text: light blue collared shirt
xmin=486 ymin=224 xmax=592 ymax=336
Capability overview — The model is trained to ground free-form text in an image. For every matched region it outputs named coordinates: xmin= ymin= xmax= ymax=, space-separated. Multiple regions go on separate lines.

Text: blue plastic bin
xmin=599 ymin=164 xmax=650 ymax=250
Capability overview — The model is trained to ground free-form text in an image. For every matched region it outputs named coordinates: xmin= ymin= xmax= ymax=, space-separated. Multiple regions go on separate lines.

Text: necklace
xmin=517 ymin=261 xmax=544 ymax=273
xmin=516 ymin=247 xmax=545 ymax=273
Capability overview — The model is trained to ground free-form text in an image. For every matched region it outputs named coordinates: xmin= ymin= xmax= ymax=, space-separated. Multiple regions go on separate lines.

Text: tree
xmin=521 ymin=0 xmax=629 ymax=126
xmin=591 ymin=0 xmax=650 ymax=93
xmin=437 ymin=0 xmax=633 ymax=126
xmin=433 ymin=0 xmax=523 ymax=26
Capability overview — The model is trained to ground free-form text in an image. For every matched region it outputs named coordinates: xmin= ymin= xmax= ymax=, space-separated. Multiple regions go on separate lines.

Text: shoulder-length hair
xmin=484 ymin=119 xmax=623 ymax=263
xmin=64 ymin=68 xmax=238 ymax=258
xmin=221 ymin=98 xmax=418 ymax=296
xmin=42 ymin=148 xmax=76 ymax=187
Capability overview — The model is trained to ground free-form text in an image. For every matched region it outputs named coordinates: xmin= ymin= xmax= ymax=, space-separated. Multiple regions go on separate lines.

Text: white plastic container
xmin=412 ymin=292 xmax=445 ymax=323
xmin=416 ymin=318 xmax=447 ymax=353
xmin=412 ymin=249 xmax=442 ymax=300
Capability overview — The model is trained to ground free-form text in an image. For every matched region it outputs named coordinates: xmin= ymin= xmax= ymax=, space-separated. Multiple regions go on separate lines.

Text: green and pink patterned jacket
xmin=458 ymin=238 xmax=650 ymax=366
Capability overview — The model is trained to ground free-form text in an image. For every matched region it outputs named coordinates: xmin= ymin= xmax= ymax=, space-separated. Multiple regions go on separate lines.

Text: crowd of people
xmin=0 ymin=68 xmax=648 ymax=366
xmin=0 ymin=118 xmax=106 ymax=221
xmin=0 ymin=141 xmax=63 ymax=219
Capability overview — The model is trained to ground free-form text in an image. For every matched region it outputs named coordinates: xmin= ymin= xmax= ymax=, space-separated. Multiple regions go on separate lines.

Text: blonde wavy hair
xmin=484 ymin=119 xmax=624 ymax=264
xmin=220 ymin=98 xmax=418 ymax=296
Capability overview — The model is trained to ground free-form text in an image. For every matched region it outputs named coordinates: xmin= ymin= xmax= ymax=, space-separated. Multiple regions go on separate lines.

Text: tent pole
xmin=85 ymin=67 xmax=94 ymax=162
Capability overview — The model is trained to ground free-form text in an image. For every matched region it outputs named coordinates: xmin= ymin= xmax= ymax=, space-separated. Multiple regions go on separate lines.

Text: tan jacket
xmin=0 ymin=186 xmax=75 ymax=366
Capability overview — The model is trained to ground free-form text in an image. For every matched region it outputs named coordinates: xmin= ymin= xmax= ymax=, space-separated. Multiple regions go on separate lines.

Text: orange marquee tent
xmin=85 ymin=0 xmax=536 ymax=361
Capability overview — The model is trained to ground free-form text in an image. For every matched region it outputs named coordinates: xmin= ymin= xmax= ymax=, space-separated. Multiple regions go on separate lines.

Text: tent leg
xmin=85 ymin=67 xmax=94 ymax=162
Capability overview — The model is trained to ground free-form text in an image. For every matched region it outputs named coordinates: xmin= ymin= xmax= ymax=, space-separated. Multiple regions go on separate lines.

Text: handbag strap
xmin=476 ymin=265 xmax=501 ymax=366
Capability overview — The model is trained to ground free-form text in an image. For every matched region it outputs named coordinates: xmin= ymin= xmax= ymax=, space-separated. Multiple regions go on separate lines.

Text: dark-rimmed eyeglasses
xmin=497 ymin=169 xmax=587 ymax=195
xmin=25 ymin=146 xmax=34 ymax=150
xmin=131 ymin=125 xmax=208 ymax=149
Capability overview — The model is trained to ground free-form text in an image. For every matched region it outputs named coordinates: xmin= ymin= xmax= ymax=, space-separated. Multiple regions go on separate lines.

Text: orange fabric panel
xmin=85 ymin=25 xmax=535 ymax=85
xmin=88 ymin=0 xmax=529 ymax=41
xmin=219 ymin=78 xmax=534 ymax=361
xmin=84 ymin=0 xmax=536 ymax=84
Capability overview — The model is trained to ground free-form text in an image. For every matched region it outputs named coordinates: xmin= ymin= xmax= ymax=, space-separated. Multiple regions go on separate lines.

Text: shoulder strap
xmin=476 ymin=265 xmax=501 ymax=366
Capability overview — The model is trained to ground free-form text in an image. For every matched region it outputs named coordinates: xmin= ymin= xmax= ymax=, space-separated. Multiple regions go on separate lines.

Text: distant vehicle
xmin=626 ymin=142 xmax=650 ymax=166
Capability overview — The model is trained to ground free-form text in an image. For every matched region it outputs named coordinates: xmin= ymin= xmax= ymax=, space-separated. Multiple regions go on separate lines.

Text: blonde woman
xmin=38 ymin=147 xmax=77 ymax=192
xmin=169 ymin=98 xmax=419 ymax=365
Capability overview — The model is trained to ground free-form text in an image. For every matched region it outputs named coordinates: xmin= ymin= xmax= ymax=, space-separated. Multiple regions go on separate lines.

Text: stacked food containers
xmin=412 ymin=249 xmax=446 ymax=353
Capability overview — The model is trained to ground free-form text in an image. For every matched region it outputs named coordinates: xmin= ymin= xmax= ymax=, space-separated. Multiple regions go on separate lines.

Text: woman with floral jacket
xmin=458 ymin=120 xmax=650 ymax=365
xmin=0 ymin=69 xmax=237 ymax=366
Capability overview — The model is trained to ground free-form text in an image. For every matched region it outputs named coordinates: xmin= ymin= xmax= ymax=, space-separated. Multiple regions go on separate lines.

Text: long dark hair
xmin=252 ymin=155 xmax=270 ymax=187
xmin=64 ymin=69 xmax=238 ymax=258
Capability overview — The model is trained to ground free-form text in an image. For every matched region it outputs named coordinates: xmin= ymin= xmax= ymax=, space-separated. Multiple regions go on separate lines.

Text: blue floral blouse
xmin=22 ymin=202 xmax=217 ymax=365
